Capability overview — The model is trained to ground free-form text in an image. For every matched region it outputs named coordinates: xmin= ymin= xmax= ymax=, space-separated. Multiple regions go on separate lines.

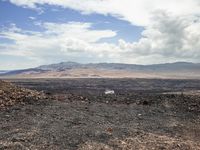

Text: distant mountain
xmin=0 ymin=70 xmax=9 ymax=74
xmin=1 ymin=62 xmax=200 ymax=79
xmin=37 ymin=61 xmax=200 ymax=72
xmin=37 ymin=61 xmax=82 ymax=71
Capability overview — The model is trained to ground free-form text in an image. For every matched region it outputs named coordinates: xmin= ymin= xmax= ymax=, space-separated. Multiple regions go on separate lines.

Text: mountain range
xmin=1 ymin=62 xmax=200 ymax=79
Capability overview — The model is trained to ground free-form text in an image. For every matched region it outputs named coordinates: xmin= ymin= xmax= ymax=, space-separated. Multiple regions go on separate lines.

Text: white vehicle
xmin=104 ymin=89 xmax=115 ymax=95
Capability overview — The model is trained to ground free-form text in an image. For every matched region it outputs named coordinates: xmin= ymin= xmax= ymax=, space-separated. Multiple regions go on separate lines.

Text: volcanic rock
xmin=0 ymin=80 xmax=46 ymax=109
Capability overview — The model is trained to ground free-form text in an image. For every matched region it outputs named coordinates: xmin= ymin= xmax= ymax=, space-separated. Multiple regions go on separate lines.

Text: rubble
xmin=0 ymin=80 xmax=47 ymax=109
xmin=0 ymin=79 xmax=200 ymax=149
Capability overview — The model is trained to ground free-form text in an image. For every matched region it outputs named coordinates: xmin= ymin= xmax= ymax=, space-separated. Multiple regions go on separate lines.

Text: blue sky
xmin=1 ymin=0 xmax=200 ymax=69
xmin=0 ymin=1 xmax=143 ymax=43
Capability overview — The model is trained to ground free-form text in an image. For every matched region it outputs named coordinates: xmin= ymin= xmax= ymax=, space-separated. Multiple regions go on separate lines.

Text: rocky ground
xmin=0 ymin=79 xmax=200 ymax=150
xmin=0 ymin=80 xmax=47 ymax=109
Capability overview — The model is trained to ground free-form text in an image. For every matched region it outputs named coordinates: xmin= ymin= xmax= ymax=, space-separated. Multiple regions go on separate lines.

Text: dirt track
xmin=0 ymin=79 xmax=200 ymax=149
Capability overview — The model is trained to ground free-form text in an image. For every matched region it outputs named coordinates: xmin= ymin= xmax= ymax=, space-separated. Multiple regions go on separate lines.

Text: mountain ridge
xmin=1 ymin=61 xmax=200 ymax=79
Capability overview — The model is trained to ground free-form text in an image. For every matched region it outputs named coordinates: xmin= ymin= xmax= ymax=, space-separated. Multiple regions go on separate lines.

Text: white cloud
xmin=43 ymin=22 xmax=116 ymax=43
xmin=1 ymin=16 xmax=200 ymax=68
xmin=0 ymin=22 xmax=120 ymax=68
xmin=2 ymin=0 xmax=200 ymax=69
xmin=29 ymin=16 xmax=36 ymax=20
xmin=7 ymin=0 xmax=200 ymax=26
xmin=118 ymin=12 xmax=200 ymax=62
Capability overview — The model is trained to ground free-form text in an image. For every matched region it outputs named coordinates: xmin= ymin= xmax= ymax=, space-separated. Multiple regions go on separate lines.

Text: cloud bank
xmin=8 ymin=0 xmax=200 ymax=26
xmin=1 ymin=0 xmax=200 ymax=69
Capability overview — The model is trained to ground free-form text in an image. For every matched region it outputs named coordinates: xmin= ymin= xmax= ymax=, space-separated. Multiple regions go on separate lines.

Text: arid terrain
xmin=2 ymin=62 xmax=200 ymax=79
xmin=0 ymin=78 xmax=200 ymax=150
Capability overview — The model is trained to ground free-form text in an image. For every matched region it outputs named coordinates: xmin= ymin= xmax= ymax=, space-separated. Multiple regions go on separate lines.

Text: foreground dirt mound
xmin=0 ymin=80 xmax=46 ymax=109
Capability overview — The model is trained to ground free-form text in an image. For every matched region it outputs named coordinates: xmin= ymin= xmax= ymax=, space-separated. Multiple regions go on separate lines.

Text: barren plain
xmin=0 ymin=78 xmax=200 ymax=150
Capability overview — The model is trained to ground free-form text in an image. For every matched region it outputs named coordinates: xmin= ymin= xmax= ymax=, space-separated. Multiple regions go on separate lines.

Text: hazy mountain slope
xmin=0 ymin=70 xmax=9 ymax=74
xmin=37 ymin=62 xmax=200 ymax=72
xmin=1 ymin=62 xmax=200 ymax=79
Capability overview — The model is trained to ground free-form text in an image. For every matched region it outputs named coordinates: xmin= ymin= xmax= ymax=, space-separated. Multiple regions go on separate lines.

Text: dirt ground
xmin=0 ymin=78 xmax=200 ymax=150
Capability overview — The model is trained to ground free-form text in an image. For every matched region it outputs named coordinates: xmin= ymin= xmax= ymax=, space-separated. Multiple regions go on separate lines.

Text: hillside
xmin=1 ymin=62 xmax=200 ymax=79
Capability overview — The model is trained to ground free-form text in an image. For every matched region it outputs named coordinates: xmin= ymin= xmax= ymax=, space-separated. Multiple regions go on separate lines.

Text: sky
xmin=1 ymin=0 xmax=200 ymax=69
